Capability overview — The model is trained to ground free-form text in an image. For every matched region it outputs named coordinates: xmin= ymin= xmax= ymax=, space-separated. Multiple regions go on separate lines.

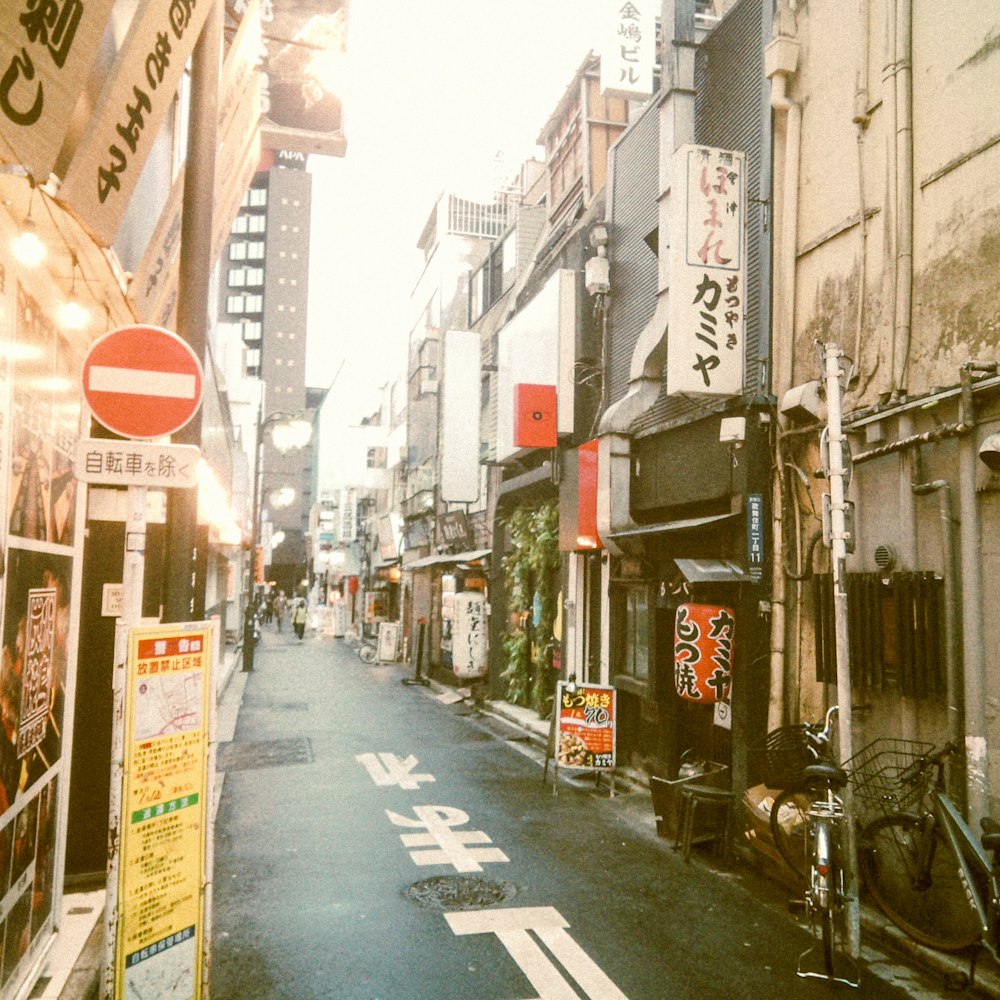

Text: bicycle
xmin=755 ymin=706 xmax=857 ymax=985
xmin=852 ymin=739 xmax=1000 ymax=972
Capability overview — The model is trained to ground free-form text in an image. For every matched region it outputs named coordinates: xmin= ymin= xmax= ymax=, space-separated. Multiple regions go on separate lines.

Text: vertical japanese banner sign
xmin=667 ymin=145 xmax=747 ymax=399
xmin=555 ymin=682 xmax=616 ymax=770
xmin=115 ymin=624 xmax=213 ymax=1000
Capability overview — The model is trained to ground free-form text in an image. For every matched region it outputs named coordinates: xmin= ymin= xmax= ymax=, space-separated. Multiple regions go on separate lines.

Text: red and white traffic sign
xmin=82 ymin=325 xmax=204 ymax=439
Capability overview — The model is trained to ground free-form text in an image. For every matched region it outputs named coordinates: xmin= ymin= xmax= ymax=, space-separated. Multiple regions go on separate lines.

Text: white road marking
xmin=88 ymin=365 xmax=196 ymax=398
xmin=355 ymin=752 xmax=435 ymax=789
xmin=446 ymin=907 xmax=629 ymax=1000
xmin=385 ymin=805 xmax=509 ymax=872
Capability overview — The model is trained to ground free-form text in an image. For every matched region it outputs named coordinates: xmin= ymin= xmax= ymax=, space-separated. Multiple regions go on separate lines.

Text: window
xmin=245 ymin=347 xmax=260 ymax=372
xmin=616 ymin=586 xmax=651 ymax=682
xmin=248 ymin=215 xmax=266 ymax=233
xmin=248 ymin=241 xmax=265 ymax=259
xmin=249 ymin=187 xmax=267 ymax=206
xmin=366 ymin=448 xmax=378 ymax=469
xmin=469 ymin=235 xmax=515 ymax=323
xmin=246 ymin=267 xmax=264 ymax=286
xmin=228 ymin=269 xmax=246 ymax=287
xmin=242 ymin=320 xmax=261 ymax=341
xmin=229 ymin=242 xmax=247 ymax=261
xmin=231 ymin=215 xmax=248 ymax=234
xmin=245 ymin=294 xmax=263 ymax=311
xmin=226 ymin=294 xmax=245 ymax=312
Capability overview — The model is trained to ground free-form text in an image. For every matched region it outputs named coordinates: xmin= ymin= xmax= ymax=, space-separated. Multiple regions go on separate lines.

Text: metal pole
xmin=821 ymin=342 xmax=860 ymax=959
xmin=102 ymin=485 xmax=146 ymax=999
xmin=163 ymin=0 xmax=223 ymax=622
xmin=243 ymin=401 xmax=264 ymax=671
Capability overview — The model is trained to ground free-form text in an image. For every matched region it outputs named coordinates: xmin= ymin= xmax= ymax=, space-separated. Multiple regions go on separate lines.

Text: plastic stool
xmin=676 ymin=785 xmax=734 ymax=862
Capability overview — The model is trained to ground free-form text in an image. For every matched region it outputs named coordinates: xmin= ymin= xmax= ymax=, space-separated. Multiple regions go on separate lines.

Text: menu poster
xmin=555 ymin=682 xmax=616 ymax=771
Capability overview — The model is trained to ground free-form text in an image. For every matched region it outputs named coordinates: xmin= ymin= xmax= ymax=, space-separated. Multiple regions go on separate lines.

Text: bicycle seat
xmin=803 ymin=762 xmax=848 ymax=789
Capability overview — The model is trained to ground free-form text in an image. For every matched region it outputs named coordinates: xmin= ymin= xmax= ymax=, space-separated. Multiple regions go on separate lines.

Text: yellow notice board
xmin=116 ymin=623 xmax=213 ymax=999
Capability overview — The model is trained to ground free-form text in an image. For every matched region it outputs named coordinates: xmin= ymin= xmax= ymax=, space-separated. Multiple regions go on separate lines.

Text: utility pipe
xmin=765 ymin=35 xmax=801 ymax=730
xmin=823 ymin=343 xmax=861 ymax=960
xmin=958 ymin=365 xmax=990 ymax=828
xmin=896 ymin=415 xmax=918 ymax=740
xmin=893 ymin=0 xmax=914 ymax=390
xmin=910 ymin=479 xmax=963 ymax=805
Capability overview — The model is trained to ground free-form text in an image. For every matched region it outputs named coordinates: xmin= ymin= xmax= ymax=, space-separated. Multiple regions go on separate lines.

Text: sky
xmin=304 ymin=0 xmax=610 ymax=420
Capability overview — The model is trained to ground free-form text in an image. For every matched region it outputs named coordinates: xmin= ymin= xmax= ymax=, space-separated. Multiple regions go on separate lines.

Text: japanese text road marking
xmin=355 ymin=752 xmax=435 ymax=790
xmin=386 ymin=805 xmax=509 ymax=872
xmin=445 ymin=907 xmax=629 ymax=1000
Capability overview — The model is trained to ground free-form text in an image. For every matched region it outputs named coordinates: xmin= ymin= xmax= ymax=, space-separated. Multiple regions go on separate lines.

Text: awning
xmin=403 ymin=548 xmax=491 ymax=570
xmin=674 ymin=558 xmax=752 ymax=584
xmin=608 ymin=511 xmax=739 ymax=540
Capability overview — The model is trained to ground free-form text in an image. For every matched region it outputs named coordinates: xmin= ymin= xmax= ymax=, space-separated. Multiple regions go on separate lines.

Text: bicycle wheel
xmin=358 ymin=643 xmax=377 ymax=663
xmin=859 ymin=813 xmax=981 ymax=952
xmin=769 ymin=787 xmax=812 ymax=884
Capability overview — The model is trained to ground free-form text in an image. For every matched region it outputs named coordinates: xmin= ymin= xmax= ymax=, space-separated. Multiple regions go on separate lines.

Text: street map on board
xmin=134 ymin=672 xmax=203 ymax=740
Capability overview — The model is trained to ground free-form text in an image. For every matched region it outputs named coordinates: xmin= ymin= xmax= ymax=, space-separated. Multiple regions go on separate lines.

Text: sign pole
xmin=103 ymin=484 xmax=147 ymax=1000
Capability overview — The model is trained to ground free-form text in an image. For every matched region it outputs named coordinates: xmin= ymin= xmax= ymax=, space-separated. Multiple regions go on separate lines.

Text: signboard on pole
xmin=81 ymin=325 xmax=204 ymax=439
xmin=115 ymin=622 xmax=213 ymax=1000
xmin=74 ymin=440 xmax=201 ymax=489
xmin=667 ymin=144 xmax=747 ymax=399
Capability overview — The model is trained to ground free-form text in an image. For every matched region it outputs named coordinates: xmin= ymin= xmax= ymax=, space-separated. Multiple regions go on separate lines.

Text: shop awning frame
xmin=607 ymin=511 xmax=739 ymax=541
xmin=403 ymin=548 xmax=491 ymax=570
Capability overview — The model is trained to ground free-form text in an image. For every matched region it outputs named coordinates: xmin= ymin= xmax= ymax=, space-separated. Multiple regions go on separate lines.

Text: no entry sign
xmin=82 ymin=325 xmax=204 ymax=439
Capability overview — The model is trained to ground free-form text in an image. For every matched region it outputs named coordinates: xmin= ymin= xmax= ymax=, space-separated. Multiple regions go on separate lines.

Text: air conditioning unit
xmin=419 ymin=378 xmax=439 ymax=395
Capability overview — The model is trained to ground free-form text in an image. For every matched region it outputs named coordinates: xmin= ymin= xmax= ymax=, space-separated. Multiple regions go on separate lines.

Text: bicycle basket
xmin=845 ymin=738 xmax=935 ymax=822
xmin=750 ymin=725 xmax=821 ymax=788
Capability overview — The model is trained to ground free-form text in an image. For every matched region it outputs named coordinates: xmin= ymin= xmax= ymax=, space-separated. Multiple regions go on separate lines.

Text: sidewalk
xmin=49 ymin=648 xmax=248 ymax=1000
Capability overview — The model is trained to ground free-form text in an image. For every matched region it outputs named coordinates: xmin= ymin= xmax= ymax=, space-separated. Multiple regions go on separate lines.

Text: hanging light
xmin=58 ymin=253 xmax=90 ymax=329
xmin=11 ymin=182 xmax=45 ymax=267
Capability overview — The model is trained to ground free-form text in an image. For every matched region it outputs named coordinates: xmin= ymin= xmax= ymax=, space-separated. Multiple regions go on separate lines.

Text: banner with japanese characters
xmin=59 ymin=0 xmax=214 ymax=246
xmin=115 ymin=623 xmax=213 ymax=1000
xmin=555 ymin=682 xmax=616 ymax=770
xmin=667 ymin=144 xmax=747 ymax=399
xmin=0 ymin=0 xmax=115 ymax=178
xmin=600 ymin=0 xmax=656 ymax=100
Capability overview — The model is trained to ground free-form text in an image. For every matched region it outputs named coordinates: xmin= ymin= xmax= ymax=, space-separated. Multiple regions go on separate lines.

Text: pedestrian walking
xmin=274 ymin=591 xmax=286 ymax=632
xmin=292 ymin=598 xmax=308 ymax=639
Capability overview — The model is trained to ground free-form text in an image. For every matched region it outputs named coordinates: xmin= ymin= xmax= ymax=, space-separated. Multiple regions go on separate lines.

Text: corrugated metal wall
xmin=608 ymin=0 xmax=766 ymax=434
xmin=607 ymin=101 xmax=659 ymax=407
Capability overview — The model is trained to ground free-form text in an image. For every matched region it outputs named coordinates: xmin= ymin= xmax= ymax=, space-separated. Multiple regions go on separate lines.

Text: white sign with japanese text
xmin=600 ymin=0 xmax=656 ymax=101
xmin=667 ymin=145 xmax=747 ymax=399
xmin=74 ymin=440 xmax=200 ymax=489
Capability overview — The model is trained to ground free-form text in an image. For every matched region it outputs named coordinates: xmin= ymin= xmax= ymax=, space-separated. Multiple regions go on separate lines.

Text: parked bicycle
xmin=851 ymin=740 xmax=999 ymax=973
xmin=344 ymin=623 xmax=378 ymax=662
xmin=755 ymin=706 xmax=857 ymax=985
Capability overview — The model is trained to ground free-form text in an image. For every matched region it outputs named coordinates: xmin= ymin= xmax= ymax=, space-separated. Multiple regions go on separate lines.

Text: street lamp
xmin=243 ymin=408 xmax=313 ymax=670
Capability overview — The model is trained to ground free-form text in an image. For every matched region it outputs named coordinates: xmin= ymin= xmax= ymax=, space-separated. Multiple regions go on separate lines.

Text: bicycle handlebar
xmin=897 ymin=740 xmax=960 ymax=785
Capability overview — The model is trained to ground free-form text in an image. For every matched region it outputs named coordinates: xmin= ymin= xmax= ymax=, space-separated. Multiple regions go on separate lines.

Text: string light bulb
xmin=58 ymin=253 xmax=90 ymax=329
xmin=11 ymin=182 xmax=45 ymax=267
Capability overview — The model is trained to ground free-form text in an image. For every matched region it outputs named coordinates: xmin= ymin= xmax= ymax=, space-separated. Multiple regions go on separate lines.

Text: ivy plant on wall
xmin=500 ymin=501 xmax=561 ymax=717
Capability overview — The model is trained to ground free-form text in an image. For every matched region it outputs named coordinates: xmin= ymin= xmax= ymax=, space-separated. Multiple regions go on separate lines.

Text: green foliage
xmin=500 ymin=501 xmax=560 ymax=717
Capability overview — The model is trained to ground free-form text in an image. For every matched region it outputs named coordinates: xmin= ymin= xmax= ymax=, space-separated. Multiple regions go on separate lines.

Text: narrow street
xmin=210 ymin=630 xmax=949 ymax=1000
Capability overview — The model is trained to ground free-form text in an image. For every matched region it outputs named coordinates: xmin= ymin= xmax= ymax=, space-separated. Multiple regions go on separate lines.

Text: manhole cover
xmin=216 ymin=738 xmax=313 ymax=772
xmin=404 ymin=876 xmax=517 ymax=911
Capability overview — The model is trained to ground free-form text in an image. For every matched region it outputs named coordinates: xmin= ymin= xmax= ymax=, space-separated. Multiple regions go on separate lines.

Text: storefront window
xmin=623 ymin=587 xmax=650 ymax=680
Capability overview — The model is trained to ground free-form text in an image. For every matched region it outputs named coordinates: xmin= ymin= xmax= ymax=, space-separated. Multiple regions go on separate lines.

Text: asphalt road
xmin=209 ymin=628 xmax=946 ymax=1000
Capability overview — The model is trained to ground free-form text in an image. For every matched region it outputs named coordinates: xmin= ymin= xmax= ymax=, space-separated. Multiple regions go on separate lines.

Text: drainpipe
xmin=764 ymin=34 xmax=800 ymax=729
xmin=910 ymin=478 xmax=962 ymax=807
xmin=896 ymin=415 xmax=918 ymax=740
xmin=959 ymin=364 xmax=991 ymax=829
xmin=893 ymin=0 xmax=914 ymax=391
